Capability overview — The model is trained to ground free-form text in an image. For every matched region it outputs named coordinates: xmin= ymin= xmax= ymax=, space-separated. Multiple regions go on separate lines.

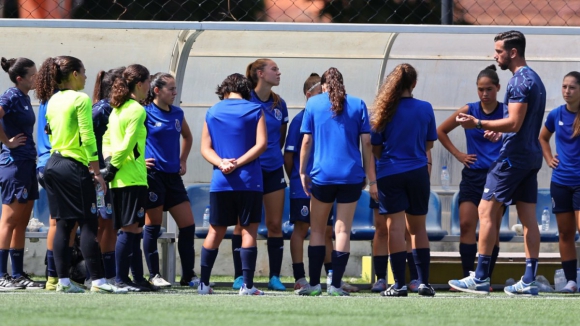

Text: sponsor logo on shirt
xmin=301 ymin=205 xmax=309 ymax=217
xmin=175 ymin=119 xmax=181 ymax=132
xmin=274 ymin=109 xmax=282 ymax=121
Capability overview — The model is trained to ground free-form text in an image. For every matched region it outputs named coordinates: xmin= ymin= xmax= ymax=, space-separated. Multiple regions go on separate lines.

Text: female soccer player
xmin=92 ymin=67 xmax=125 ymax=284
xmin=142 ymin=72 xmax=196 ymax=288
xmin=199 ymin=73 xmax=267 ymax=295
xmin=284 ymin=73 xmax=335 ymax=291
xmin=102 ymin=64 xmax=158 ymax=292
xmin=0 ymin=57 xmax=42 ymax=290
xmin=39 ymin=55 xmax=122 ymax=293
xmin=298 ymin=67 xmax=374 ymax=296
xmin=438 ymin=65 xmax=504 ymax=287
xmin=232 ymin=58 xmax=287 ymax=291
xmin=371 ymin=63 xmax=437 ymax=297
xmin=539 ymin=71 xmax=580 ymax=293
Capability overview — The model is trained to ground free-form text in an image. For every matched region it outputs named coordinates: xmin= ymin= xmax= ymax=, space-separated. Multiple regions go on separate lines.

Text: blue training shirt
xmin=371 ymin=97 xmax=437 ymax=179
xmin=464 ymin=101 xmax=504 ymax=170
xmin=36 ymin=101 xmax=51 ymax=168
xmin=92 ymin=99 xmax=113 ymax=168
xmin=301 ymin=93 xmax=370 ymax=185
xmin=545 ymin=105 xmax=580 ymax=186
xmin=206 ymin=99 xmax=264 ymax=192
xmin=285 ymin=109 xmax=311 ymax=199
xmin=145 ymin=103 xmax=184 ymax=174
xmin=500 ymin=66 xmax=546 ymax=169
xmin=250 ymin=90 xmax=288 ymax=172
xmin=0 ymin=87 xmax=36 ymax=161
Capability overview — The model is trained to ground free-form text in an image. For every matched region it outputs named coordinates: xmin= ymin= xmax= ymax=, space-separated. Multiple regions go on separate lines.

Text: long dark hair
xmin=110 ymin=64 xmax=150 ymax=108
xmin=371 ymin=63 xmax=417 ymax=132
xmin=321 ymin=67 xmax=345 ymax=116
xmin=1 ymin=57 xmax=35 ymax=84
xmin=143 ymin=72 xmax=174 ymax=105
xmin=35 ymin=56 xmax=83 ymax=102
xmin=92 ymin=67 xmax=125 ymax=104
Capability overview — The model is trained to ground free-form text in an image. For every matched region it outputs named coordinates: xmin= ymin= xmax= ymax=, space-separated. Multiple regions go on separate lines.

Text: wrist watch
xmin=476 ymin=119 xmax=482 ymax=129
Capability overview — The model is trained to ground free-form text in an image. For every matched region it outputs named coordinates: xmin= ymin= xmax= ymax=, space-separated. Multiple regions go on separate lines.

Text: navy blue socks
xmin=200 ymin=247 xmax=218 ymax=286
xmin=407 ymin=252 xmax=419 ymax=281
xmin=390 ymin=251 xmax=407 ymax=289
xmin=115 ymin=231 xmax=135 ymax=283
xmin=523 ymin=258 xmax=538 ymax=284
xmin=562 ymin=259 xmax=578 ymax=282
xmin=331 ymin=250 xmax=350 ymax=289
xmin=0 ymin=249 xmax=8 ymax=275
xmin=9 ymin=249 xmax=24 ymax=279
xmin=143 ymin=225 xmax=160 ymax=276
xmin=178 ymin=225 xmax=196 ymax=281
xmin=489 ymin=245 xmax=500 ymax=279
xmin=308 ymin=245 xmax=325 ymax=286
xmin=102 ymin=251 xmax=116 ymax=279
xmin=232 ymin=234 xmax=242 ymax=279
xmin=373 ymin=255 xmax=388 ymax=280
xmin=46 ymin=250 xmax=58 ymax=277
xmin=475 ymin=254 xmax=491 ymax=280
xmin=267 ymin=237 xmax=284 ymax=278
xmin=324 ymin=263 xmax=332 ymax=275
xmin=412 ymin=248 xmax=430 ymax=286
xmin=130 ymin=233 xmax=145 ymax=282
xmin=459 ymin=243 xmax=477 ymax=277
xmin=240 ymin=247 xmax=257 ymax=288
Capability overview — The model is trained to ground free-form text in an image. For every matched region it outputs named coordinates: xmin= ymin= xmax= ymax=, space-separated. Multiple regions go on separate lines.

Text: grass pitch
xmin=1 ymin=280 xmax=579 ymax=326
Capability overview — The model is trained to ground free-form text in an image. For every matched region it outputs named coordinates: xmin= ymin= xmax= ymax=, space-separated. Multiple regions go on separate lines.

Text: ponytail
xmin=35 ymin=56 xmax=84 ymax=103
xmin=144 ymin=72 xmax=174 ymax=106
xmin=110 ymin=64 xmax=150 ymax=108
xmin=371 ymin=63 xmax=417 ymax=132
xmin=246 ymin=58 xmax=281 ymax=109
xmin=564 ymin=71 xmax=580 ymax=138
xmin=321 ymin=67 xmax=346 ymax=116
xmin=93 ymin=67 xmax=125 ymax=104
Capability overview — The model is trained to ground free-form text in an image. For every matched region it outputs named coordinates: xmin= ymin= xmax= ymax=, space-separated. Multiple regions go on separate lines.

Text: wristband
xmin=369 ymin=181 xmax=377 ymax=186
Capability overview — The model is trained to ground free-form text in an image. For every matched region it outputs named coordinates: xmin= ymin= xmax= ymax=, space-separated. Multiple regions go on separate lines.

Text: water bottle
xmin=282 ymin=221 xmax=290 ymax=234
xmin=554 ymin=269 xmax=566 ymax=292
xmin=96 ymin=183 xmax=105 ymax=208
xmin=441 ymin=166 xmax=450 ymax=191
xmin=327 ymin=270 xmax=333 ymax=292
xmin=541 ymin=207 xmax=550 ymax=232
xmin=203 ymin=206 xmax=210 ymax=228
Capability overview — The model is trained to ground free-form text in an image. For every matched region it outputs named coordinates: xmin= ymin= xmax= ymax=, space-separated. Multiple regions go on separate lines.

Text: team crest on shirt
xmin=91 ymin=203 xmax=97 ymax=214
xmin=175 ymin=119 xmax=181 ymax=132
xmin=301 ymin=205 xmax=309 ymax=217
xmin=274 ymin=109 xmax=282 ymax=121
xmin=138 ymin=207 xmax=145 ymax=218
xmin=106 ymin=203 xmax=113 ymax=215
xmin=155 ymin=122 xmax=162 ymax=127
xmin=22 ymin=188 xmax=28 ymax=200
xmin=149 ymin=192 xmax=158 ymax=202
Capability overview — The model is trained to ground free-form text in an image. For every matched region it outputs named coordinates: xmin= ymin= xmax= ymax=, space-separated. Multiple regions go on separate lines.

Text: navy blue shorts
xmin=209 ymin=191 xmax=262 ymax=227
xmin=550 ymin=181 xmax=580 ymax=213
xmin=146 ymin=170 xmax=189 ymax=211
xmin=310 ymin=181 xmax=364 ymax=204
xmin=289 ymin=198 xmax=333 ymax=225
xmin=458 ymin=168 xmax=489 ymax=207
xmin=481 ymin=160 xmax=538 ymax=205
xmin=262 ymin=167 xmax=287 ymax=194
xmin=44 ymin=153 xmax=96 ymax=220
xmin=377 ymin=166 xmax=430 ymax=215
xmin=111 ymin=186 xmax=147 ymax=230
xmin=0 ymin=158 xmax=38 ymax=204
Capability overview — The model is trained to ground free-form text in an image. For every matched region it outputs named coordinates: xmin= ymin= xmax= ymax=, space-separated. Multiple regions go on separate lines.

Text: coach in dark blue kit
xmin=298 ymin=67 xmax=374 ymax=297
xmin=371 ymin=63 xmax=437 ymax=297
xmin=199 ymin=73 xmax=267 ymax=295
xmin=450 ymin=30 xmax=546 ymax=296
xmin=143 ymin=72 xmax=196 ymax=288
xmin=0 ymin=57 xmax=43 ymax=290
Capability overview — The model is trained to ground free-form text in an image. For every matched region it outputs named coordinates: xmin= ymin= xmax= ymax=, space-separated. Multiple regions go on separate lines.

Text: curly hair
xmin=35 ymin=56 xmax=83 ymax=103
xmin=110 ymin=64 xmax=150 ymax=108
xmin=321 ymin=67 xmax=345 ymax=116
xmin=215 ymin=73 xmax=252 ymax=100
xmin=245 ymin=58 xmax=281 ymax=109
xmin=371 ymin=63 xmax=417 ymax=132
